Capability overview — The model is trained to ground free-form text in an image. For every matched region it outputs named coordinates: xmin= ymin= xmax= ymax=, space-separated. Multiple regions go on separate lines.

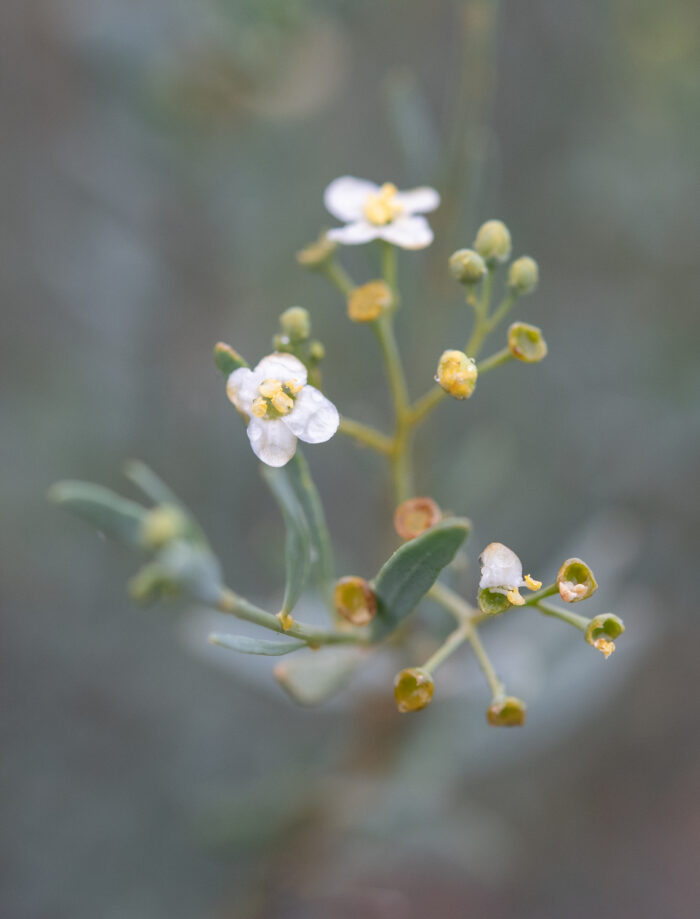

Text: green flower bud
xmin=477 ymin=587 xmax=512 ymax=616
xmin=556 ymin=558 xmax=598 ymax=603
xmin=436 ymin=350 xmax=478 ymax=399
xmin=487 ymin=696 xmax=526 ymax=727
xmin=448 ymin=248 xmax=487 ymax=284
xmin=279 ymin=306 xmax=310 ymax=342
xmin=308 ymin=340 xmax=325 ymax=362
xmin=507 ymin=322 xmax=548 ymax=363
xmin=334 ymin=576 xmax=377 ymax=626
xmin=394 ymin=497 xmax=442 ymax=541
xmin=140 ymin=505 xmax=188 ymax=550
xmin=128 ymin=563 xmax=179 ymax=605
xmin=585 ymin=614 xmax=624 ymax=659
xmin=394 ymin=667 xmax=435 ymax=713
xmin=507 ymin=256 xmax=539 ymax=294
xmin=296 ymin=232 xmax=337 ymax=271
xmin=474 ymin=219 xmax=512 ymax=264
xmin=214 ymin=342 xmax=248 ymax=376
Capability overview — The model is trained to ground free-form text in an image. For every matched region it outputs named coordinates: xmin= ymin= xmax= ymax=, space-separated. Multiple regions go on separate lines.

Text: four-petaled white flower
xmin=479 ymin=542 xmax=541 ymax=606
xmin=227 ymin=353 xmax=339 ymax=467
xmin=324 ymin=176 xmax=440 ymax=250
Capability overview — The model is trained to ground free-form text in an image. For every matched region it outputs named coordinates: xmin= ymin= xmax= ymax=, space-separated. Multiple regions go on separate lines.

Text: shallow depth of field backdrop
xmin=2 ymin=2 xmax=700 ymax=918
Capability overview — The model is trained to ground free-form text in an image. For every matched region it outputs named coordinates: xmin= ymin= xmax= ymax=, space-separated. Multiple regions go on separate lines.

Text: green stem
xmin=321 ymin=258 xmax=355 ymax=298
xmin=380 ymin=240 xmax=398 ymax=305
xmin=464 ymin=266 xmax=494 ymax=357
xmin=486 ymin=291 xmax=518 ymax=333
xmin=407 ymin=384 xmax=446 ymax=427
xmin=338 ymin=417 xmax=394 ymax=454
xmin=467 ymin=620 xmax=505 ymax=701
xmin=535 ymin=600 xmax=589 ymax=633
xmin=422 ymin=623 xmax=469 ymax=675
xmin=521 ymin=582 xmax=559 ymax=607
xmin=476 ymin=346 xmax=513 ymax=374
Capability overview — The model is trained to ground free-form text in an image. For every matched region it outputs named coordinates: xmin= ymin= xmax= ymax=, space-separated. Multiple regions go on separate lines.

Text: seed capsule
xmin=333 ymin=576 xmax=377 ymax=626
xmin=487 ymin=696 xmax=526 ymax=727
xmin=394 ymin=667 xmax=435 ymax=713
xmin=394 ymin=497 xmax=442 ymax=541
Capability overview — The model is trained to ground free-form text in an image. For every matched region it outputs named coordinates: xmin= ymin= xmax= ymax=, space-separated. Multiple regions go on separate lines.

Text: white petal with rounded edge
xmin=283 ymin=386 xmax=340 ymax=444
xmin=326 ymin=220 xmax=382 ymax=246
xmin=324 ymin=176 xmax=378 ymax=221
xmin=254 ymin=352 xmax=308 ymax=386
xmin=226 ymin=367 xmax=262 ymax=413
xmin=378 ymin=215 xmax=434 ymax=250
xmin=396 ymin=186 xmax=440 ymax=215
xmin=246 ymin=418 xmax=298 ymax=467
xmin=479 ymin=542 xmax=525 ymax=590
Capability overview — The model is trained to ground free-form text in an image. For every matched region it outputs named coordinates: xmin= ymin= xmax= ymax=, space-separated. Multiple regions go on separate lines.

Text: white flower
xmin=324 ymin=176 xmax=440 ymax=250
xmin=227 ymin=353 xmax=339 ymax=467
xmin=479 ymin=542 xmax=541 ymax=606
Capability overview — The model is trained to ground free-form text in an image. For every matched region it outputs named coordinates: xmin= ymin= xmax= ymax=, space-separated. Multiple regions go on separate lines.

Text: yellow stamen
xmin=251 ymin=397 xmax=268 ymax=418
xmin=524 ymin=574 xmax=542 ymax=591
xmin=594 ymin=638 xmax=615 ymax=659
xmin=271 ymin=390 xmax=294 ymax=415
xmin=363 ymin=182 xmax=403 ymax=226
xmin=277 ymin=611 xmax=294 ymax=631
xmin=506 ymin=588 xmax=525 ymax=606
xmin=284 ymin=380 xmax=304 ymax=395
xmin=259 ymin=379 xmax=283 ymax=399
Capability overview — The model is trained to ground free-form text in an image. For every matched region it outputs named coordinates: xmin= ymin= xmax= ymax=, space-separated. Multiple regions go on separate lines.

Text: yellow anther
xmin=363 ymin=182 xmax=403 ymax=225
xmin=285 ymin=380 xmax=304 ymax=396
xmin=524 ymin=574 xmax=542 ymax=591
xmin=271 ymin=390 xmax=295 ymax=415
xmin=277 ymin=611 xmax=295 ymax=631
xmin=258 ymin=379 xmax=283 ymax=399
xmin=593 ymin=637 xmax=615 ymax=659
xmin=506 ymin=588 xmax=525 ymax=606
xmin=251 ymin=397 xmax=268 ymax=418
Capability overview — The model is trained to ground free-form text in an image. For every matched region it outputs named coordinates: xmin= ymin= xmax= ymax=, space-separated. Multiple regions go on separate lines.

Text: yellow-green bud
xmin=585 ymin=614 xmax=625 ymax=659
xmin=393 ymin=497 xmax=442 ymax=541
xmin=394 ymin=667 xmax=434 ymax=713
xmin=556 ymin=558 xmax=598 ymax=603
xmin=478 ymin=587 xmax=512 ymax=616
xmin=295 ymin=232 xmax=337 ymax=271
xmin=333 ymin=576 xmax=377 ymax=626
xmin=507 ymin=256 xmax=539 ymax=294
xmin=474 ymin=219 xmax=512 ymax=264
xmin=128 ymin=563 xmax=179 ymax=605
xmin=279 ymin=306 xmax=310 ymax=342
xmin=436 ymin=349 xmax=478 ymax=399
xmin=308 ymin=340 xmax=325 ymax=362
xmin=487 ymin=696 xmax=526 ymax=727
xmin=507 ymin=322 xmax=548 ymax=363
xmin=140 ymin=505 xmax=188 ymax=550
xmin=347 ymin=280 xmax=392 ymax=323
xmin=448 ymin=248 xmax=487 ymax=284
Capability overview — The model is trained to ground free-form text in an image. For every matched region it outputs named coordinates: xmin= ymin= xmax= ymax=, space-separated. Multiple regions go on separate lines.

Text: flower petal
xmin=326 ymin=221 xmax=382 ymax=246
xmin=283 ymin=385 xmax=340 ymax=444
xmin=254 ymin=352 xmax=308 ymax=386
xmin=246 ymin=418 xmax=298 ymax=467
xmin=396 ymin=186 xmax=440 ymax=215
xmin=378 ymin=215 xmax=434 ymax=250
xmin=324 ymin=176 xmax=378 ymax=221
xmin=226 ymin=367 xmax=261 ymax=413
xmin=479 ymin=542 xmax=525 ymax=590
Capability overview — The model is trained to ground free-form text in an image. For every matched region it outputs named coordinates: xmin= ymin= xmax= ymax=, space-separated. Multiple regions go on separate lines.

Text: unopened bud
xmin=128 ymin=563 xmax=179 ymax=605
xmin=436 ymin=349 xmax=478 ymax=399
xmin=474 ymin=219 xmax=512 ymax=264
xmin=308 ymin=340 xmax=325 ymax=362
xmin=333 ymin=576 xmax=377 ymax=626
xmin=394 ymin=497 xmax=442 ymax=541
xmin=140 ymin=505 xmax=188 ymax=550
xmin=448 ymin=248 xmax=487 ymax=284
xmin=296 ymin=232 xmax=337 ymax=270
xmin=507 ymin=256 xmax=539 ymax=294
xmin=487 ymin=696 xmax=526 ymax=727
xmin=585 ymin=614 xmax=624 ymax=659
xmin=507 ymin=322 xmax=548 ymax=363
xmin=214 ymin=342 xmax=248 ymax=376
xmin=347 ymin=280 xmax=392 ymax=323
xmin=394 ymin=667 xmax=434 ymax=713
xmin=557 ymin=558 xmax=598 ymax=603
xmin=279 ymin=306 xmax=310 ymax=342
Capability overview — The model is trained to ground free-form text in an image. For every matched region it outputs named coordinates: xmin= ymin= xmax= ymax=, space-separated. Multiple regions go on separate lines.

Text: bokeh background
xmin=3 ymin=1 xmax=700 ymax=917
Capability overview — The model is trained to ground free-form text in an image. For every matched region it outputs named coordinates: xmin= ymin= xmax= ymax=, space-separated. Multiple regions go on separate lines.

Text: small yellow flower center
xmin=252 ymin=378 xmax=303 ymax=419
xmin=363 ymin=183 xmax=403 ymax=226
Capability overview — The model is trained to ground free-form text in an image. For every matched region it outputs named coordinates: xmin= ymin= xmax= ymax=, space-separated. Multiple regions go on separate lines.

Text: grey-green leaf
xmin=262 ymin=465 xmax=311 ymax=616
xmin=287 ymin=451 xmax=335 ymax=595
xmin=49 ymin=480 xmax=146 ymax=548
xmin=209 ymin=633 xmax=306 ymax=656
xmin=371 ymin=517 xmax=471 ymax=639
xmin=123 ymin=461 xmax=208 ymax=546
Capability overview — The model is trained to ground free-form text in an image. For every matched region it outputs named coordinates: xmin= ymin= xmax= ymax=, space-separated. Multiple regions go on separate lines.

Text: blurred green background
xmin=3 ymin=1 xmax=700 ymax=917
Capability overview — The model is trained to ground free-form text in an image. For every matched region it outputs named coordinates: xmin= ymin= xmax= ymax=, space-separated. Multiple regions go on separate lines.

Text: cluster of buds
xmin=272 ymin=306 xmax=325 ymax=388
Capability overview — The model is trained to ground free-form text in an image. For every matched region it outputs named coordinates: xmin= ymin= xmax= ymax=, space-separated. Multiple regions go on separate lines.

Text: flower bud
xmin=448 ymin=248 xmax=487 ymax=284
xmin=585 ymin=614 xmax=624 ymax=659
xmin=507 ymin=256 xmax=539 ymax=294
xmin=394 ymin=667 xmax=434 ymax=713
xmin=394 ymin=497 xmax=442 ymax=541
xmin=308 ymin=340 xmax=325 ymax=362
xmin=296 ymin=232 xmax=337 ymax=271
xmin=214 ymin=342 xmax=248 ymax=376
xmin=347 ymin=280 xmax=392 ymax=323
xmin=478 ymin=587 xmax=512 ymax=616
xmin=507 ymin=322 xmax=548 ymax=363
xmin=140 ymin=505 xmax=188 ymax=550
xmin=128 ymin=563 xmax=179 ymax=605
xmin=474 ymin=219 xmax=512 ymax=264
xmin=333 ymin=576 xmax=377 ymax=626
xmin=436 ymin=349 xmax=478 ymax=399
xmin=487 ymin=696 xmax=527 ymax=727
xmin=279 ymin=306 xmax=310 ymax=342
xmin=556 ymin=558 xmax=598 ymax=603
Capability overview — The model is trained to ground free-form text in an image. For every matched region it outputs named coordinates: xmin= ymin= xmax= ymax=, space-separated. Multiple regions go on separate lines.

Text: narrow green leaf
xmin=274 ymin=648 xmax=366 ymax=706
xmin=48 ymin=481 xmax=146 ymax=548
xmin=214 ymin=342 xmax=248 ymax=375
xmin=371 ymin=517 xmax=471 ymax=639
xmin=261 ymin=466 xmax=311 ymax=616
xmin=123 ymin=460 xmax=207 ymax=546
xmin=287 ymin=450 xmax=335 ymax=595
xmin=209 ymin=633 xmax=306 ymax=656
